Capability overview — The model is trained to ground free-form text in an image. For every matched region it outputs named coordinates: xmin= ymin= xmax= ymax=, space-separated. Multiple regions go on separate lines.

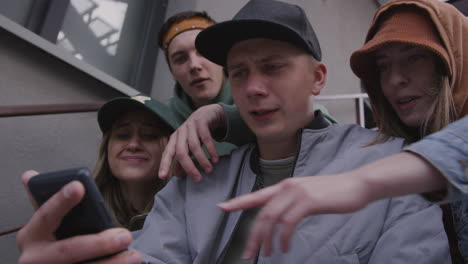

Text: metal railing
xmin=317 ymin=93 xmax=369 ymax=127
xmin=0 ymin=102 xmax=104 ymax=117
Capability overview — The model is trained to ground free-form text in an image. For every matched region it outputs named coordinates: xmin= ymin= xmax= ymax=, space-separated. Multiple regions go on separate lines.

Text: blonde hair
xmin=93 ymin=123 xmax=172 ymax=228
xmin=371 ymin=67 xmax=456 ymax=144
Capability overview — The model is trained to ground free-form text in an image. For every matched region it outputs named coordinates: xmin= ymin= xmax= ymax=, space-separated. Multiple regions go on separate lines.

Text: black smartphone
xmin=28 ymin=167 xmax=116 ymax=240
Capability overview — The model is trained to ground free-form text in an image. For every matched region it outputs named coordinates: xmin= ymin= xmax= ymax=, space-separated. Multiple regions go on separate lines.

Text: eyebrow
xmin=227 ymin=54 xmax=285 ymax=71
xmin=170 ymin=50 xmax=186 ymax=60
xmin=226 ymin=62 xmax=243 ymax=72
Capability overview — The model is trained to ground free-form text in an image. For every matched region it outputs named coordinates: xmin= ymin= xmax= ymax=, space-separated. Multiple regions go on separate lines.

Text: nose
xmin=126 ymin=135 xmax=142 ymax=152
xmin=189 ymin=53 xmax=203 ymax=74
xmin=244 ymin=73 xmax=268 ymax=98
xmin=387 ymin=63 xmax=408 ymax=88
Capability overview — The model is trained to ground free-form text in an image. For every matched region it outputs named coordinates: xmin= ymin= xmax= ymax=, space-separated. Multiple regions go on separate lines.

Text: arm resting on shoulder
xmin=219 ymin=103 xmax=338 ymax=146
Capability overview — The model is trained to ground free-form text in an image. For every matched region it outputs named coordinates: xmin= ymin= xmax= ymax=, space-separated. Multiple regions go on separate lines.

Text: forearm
xmin=355 ymin=152 xmax=446 ymax=203
xmin=219 ymin=103 xmax=255 ymax=146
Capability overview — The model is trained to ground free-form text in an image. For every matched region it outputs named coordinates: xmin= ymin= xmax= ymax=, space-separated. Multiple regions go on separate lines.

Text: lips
xmin=249 ymin=108 xmax=279 ymax=120
xmin=121 ymin=156 xmax=148 ymax=162
xmin=191 ymin=78 xmax=209 ymax=86
xmin=395 ymin=96 xmax=420 ymax=111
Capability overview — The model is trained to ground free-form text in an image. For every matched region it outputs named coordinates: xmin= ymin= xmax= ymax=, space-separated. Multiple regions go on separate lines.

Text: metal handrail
xmin=0 ymin=102 xmax=104 ymax=117
xmin=316 ymin=93 xmax=369 ymax=127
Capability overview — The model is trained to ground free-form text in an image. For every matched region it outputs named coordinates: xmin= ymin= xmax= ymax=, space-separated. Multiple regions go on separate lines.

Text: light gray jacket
xmin=133 ymin=114 xmax=450 ymax=264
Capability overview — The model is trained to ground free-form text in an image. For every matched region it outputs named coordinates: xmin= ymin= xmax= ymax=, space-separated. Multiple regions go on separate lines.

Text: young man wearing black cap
xmin=132 ymin=0 xmax=448 ymax=262
xmin=17 ymin=0 xmax=449 ymax=263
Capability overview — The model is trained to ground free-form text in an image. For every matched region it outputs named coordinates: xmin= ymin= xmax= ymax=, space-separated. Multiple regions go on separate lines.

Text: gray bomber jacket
xmin=133 ymin=113 xmax=450 ymax=264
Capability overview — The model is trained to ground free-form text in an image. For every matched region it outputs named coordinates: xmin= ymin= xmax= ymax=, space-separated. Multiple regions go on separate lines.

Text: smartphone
xmin=28 ymin=167 xmax=116 ymax=240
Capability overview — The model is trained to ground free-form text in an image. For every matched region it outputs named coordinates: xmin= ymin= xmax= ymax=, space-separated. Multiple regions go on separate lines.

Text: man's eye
xmin=173 ymin=55 xmax=187 ymax=65
xmin=230 ymin=69 xmax=247 ymax=79
xmin=264 ymin=64 xmax=283 ymax=73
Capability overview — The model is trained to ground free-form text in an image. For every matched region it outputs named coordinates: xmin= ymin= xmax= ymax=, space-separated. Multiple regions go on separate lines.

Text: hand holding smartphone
xmin=27 ymin=167 xmax=115 ymax=239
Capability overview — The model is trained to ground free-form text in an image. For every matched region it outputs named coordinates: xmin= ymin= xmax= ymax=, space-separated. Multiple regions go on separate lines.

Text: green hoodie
xmin=166 ymin=82 xmax=238 ymax=157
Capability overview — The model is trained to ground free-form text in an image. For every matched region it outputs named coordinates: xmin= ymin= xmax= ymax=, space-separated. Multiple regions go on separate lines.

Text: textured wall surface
xmin=0 ymin=27 xmax=123 ymax=263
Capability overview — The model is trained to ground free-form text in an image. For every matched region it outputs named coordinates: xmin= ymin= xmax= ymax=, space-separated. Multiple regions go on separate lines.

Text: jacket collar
xmin=249 ymin=110 xmax=330 ymax=174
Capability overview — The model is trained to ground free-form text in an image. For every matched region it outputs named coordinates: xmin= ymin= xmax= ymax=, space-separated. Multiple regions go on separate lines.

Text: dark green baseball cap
xmin=98 ymin=94 xmax=179 ymax=133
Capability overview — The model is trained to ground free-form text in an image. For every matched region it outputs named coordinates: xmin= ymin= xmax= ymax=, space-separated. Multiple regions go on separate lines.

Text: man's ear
xmin=311 ymin=62 xmax=327 ymax=95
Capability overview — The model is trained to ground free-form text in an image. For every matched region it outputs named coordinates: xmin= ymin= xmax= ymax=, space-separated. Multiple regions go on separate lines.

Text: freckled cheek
xmin=230 ymin=88 xmax=244 ymax=104
xmin=107 ymin=141 xmax=124 ymax=163
xmin=107 ymin=149 xmax=117 ymax=165
xmin=210 ymin=64 xmax=223 ymax=77
xmin=107 ymin=152 xmax=119 ymax=176
xmin=380 ymin=84 xmax=393 ymax=100
xmin=172 ymin=66 xmax=190 ymax=83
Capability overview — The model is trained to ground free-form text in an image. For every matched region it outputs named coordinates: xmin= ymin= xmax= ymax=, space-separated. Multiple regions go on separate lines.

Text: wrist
xmin=351 ymin=166 xmax=384 ymax=204
xmin=211 ymin=104 xmax=227 ymax=139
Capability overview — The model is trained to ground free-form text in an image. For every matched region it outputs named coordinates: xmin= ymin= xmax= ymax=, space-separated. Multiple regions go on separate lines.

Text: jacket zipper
xmin=216 ymin=130 xmax=303 ymax=264
xmin=215 ymin=150 xmax=256 ymax=264
xmin=252 ymin=129 xmax=303 ymax=264
xmin=215 ymin=175 xmax=262 ymax=264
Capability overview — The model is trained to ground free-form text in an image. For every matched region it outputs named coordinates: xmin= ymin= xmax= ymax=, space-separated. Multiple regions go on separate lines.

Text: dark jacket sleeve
xmin=219 ymin=103 xmax=256 ymax=146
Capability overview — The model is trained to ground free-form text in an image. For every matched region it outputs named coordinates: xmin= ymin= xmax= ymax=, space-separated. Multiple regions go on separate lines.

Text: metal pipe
xmin=0 ymin=102 xmax=104 ymax=117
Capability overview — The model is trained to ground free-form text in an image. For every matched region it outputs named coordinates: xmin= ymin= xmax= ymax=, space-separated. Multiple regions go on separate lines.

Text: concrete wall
xmin=152 ymin=0 xmax=378 ymax=123
xmin=0 ymin=23 xmax=125 ymax=263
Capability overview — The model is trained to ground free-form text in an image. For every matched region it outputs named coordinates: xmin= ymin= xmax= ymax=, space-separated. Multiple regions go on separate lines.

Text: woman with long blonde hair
xmin=94 ymin=95 xmax=177 ymax=230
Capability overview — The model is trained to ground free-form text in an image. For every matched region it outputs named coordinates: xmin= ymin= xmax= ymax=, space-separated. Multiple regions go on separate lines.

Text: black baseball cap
xmin=98 ymin=94 xmax=179 ymax=133
xmin=195 ymin=0 xmax=322 ymax=67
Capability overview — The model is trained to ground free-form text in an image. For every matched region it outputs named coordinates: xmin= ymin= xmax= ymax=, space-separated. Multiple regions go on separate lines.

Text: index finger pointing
xmin=217 ymin=185 xmax=280 ymax=211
